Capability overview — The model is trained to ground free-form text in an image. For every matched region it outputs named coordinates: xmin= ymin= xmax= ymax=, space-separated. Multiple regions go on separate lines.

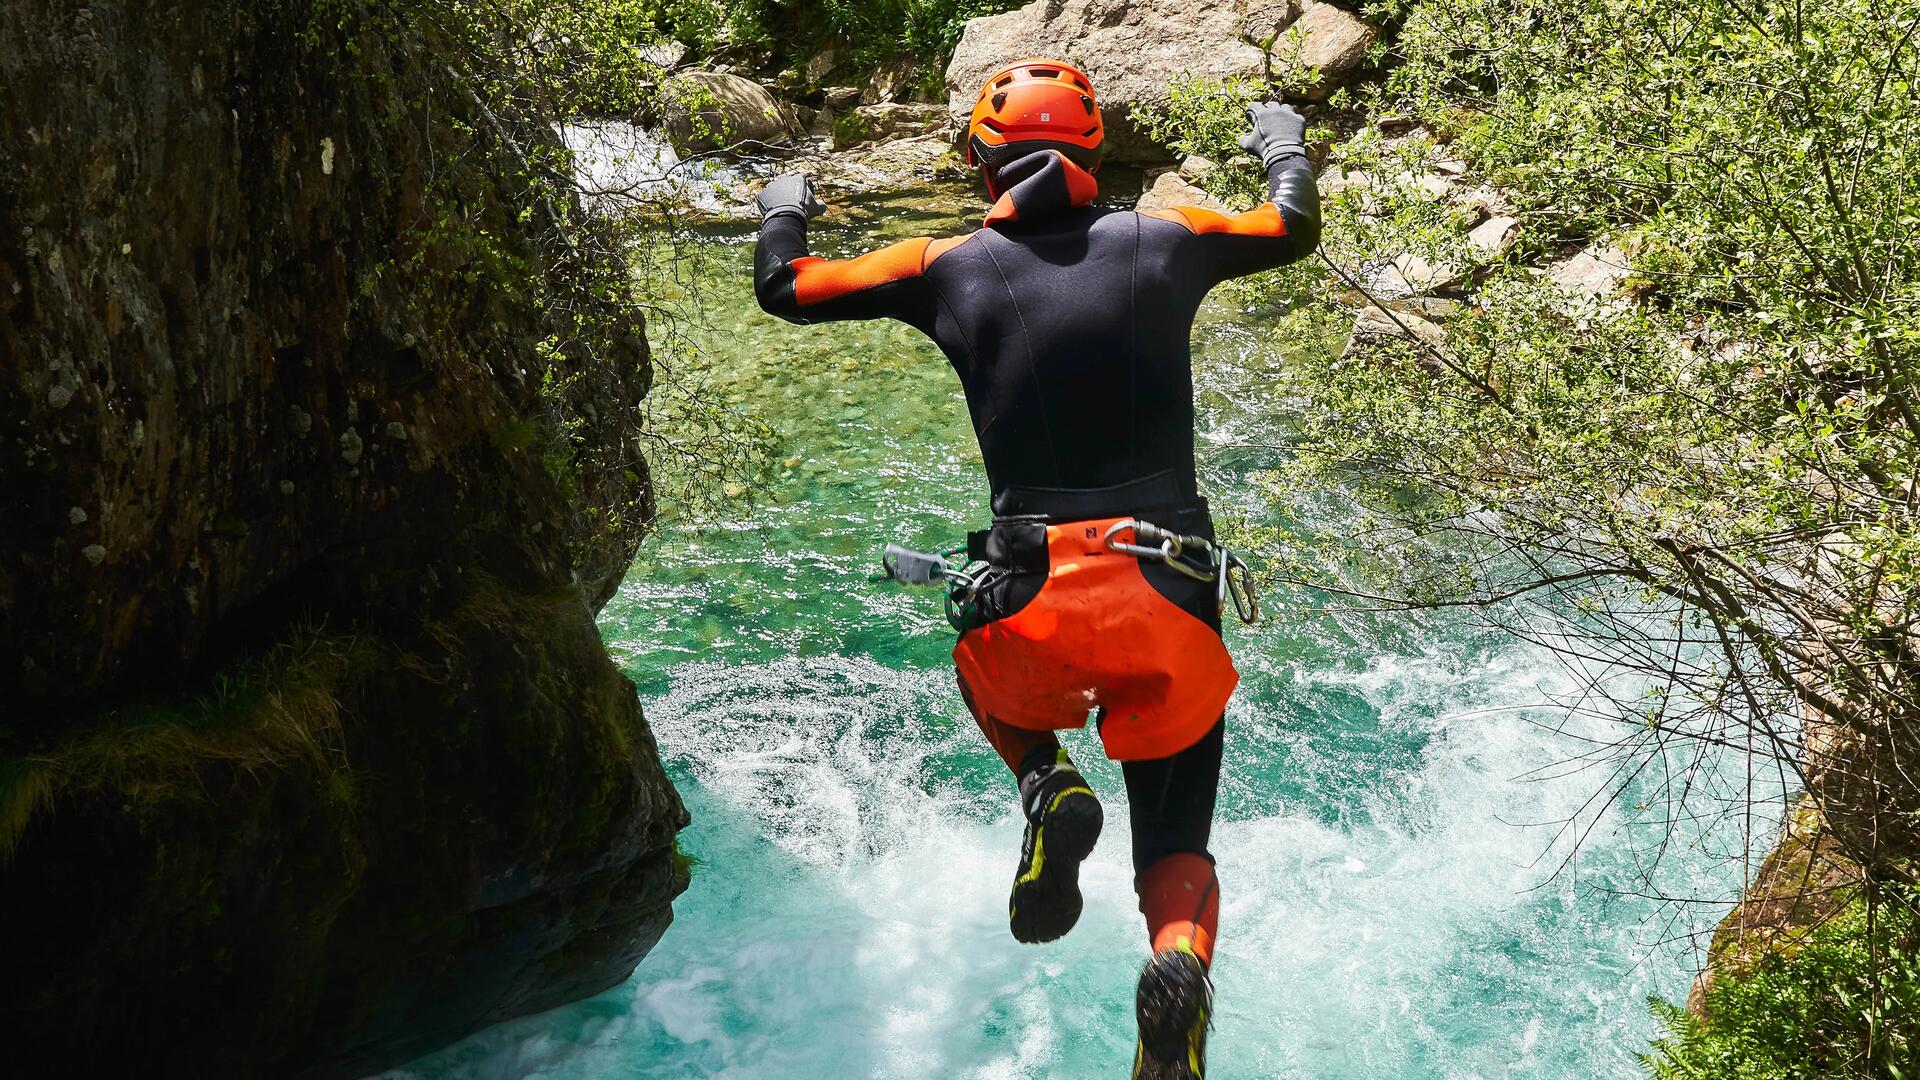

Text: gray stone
xmin=1344 ymin=304 xmax=1447 ymax=360
xmin=838 ymin=103 xmax=951 ymax=148
xmin=1380 ymin=252 xmax=1461 ymax=295
xmin=1549 ymin=243 xmax=1631 ymax=299
xmin=1135 ymin=170 xmax=1226 ymax=214
xmin=946 ymin=0 xmax=1308 ymax=162
xmin=68 ymin=506 xmax=87 ymax=525
xmin=1177 ymin=155 xmax=1219 ymax=182
xmin=863 ymin=57 xmax=921 ymax=105
xmin=339 ymin=428 xmax=364 ymax=465
xmin=823 ymin=85 xmax=861 ymax=111
xmin=803 ymin=47 xmax=843 ymax=86
xmin=637 ymin=39 xmax=688 ymax=70
xmin=46 ymin=383 xmax=72 ymax=409
xmin=1467 ymin=214 xmax=1520 ymax=258
xmin=1276 ymin=2 xmax=1377 ymax=97
xmin=81 ymin=544 xmax=106 ymax=566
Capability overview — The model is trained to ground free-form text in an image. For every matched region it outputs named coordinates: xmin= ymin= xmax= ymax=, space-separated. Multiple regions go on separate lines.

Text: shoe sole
xmin=1133 ymin=949 xmax=1209 ymax=1080
xmin=1008 ymin=787 xmax=1102 ymax=944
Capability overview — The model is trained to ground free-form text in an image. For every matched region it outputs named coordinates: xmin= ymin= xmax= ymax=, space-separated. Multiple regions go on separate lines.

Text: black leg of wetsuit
xmin=1120 ymin=717 xmax=1224 ymax=873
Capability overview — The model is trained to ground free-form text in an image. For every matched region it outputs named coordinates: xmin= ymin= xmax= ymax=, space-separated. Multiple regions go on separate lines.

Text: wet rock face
xmin=0 ymin=2 xmax=684 ymax=1075
xmin=2 ymin=3 xmax=647 ymax=712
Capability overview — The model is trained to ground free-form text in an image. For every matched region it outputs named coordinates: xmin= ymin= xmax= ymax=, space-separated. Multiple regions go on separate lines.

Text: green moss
xmin=491 ymin=416 xmax=540 ymax=452
xmin=1645 ymin=890 xmax=1920 ymax=1079
xmin=0 ymin=625 xmax=370 ymax=861
xmin=831 ymin=110 xmax=871 ymax=150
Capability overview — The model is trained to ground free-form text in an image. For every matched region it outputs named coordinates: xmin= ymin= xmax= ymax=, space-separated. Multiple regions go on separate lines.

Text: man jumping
xmin=752 ymin=58 xmax=1321 ymax=1079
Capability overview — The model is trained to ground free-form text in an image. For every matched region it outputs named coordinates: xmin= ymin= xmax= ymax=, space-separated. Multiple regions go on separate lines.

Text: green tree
xmin=1146 ymin=0 xmax=1920 ymax=1066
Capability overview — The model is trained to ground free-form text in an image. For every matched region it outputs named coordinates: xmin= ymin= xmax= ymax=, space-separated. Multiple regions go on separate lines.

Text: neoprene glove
xmin=1238 ymin=101 xmax=1308 ymax=170
xmin=755 ymin=173 xmax=825 ymax=223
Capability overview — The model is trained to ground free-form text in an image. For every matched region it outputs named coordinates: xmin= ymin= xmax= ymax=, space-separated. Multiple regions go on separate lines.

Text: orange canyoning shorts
xmin=952 ymin=515 xmax=1238 ymax=762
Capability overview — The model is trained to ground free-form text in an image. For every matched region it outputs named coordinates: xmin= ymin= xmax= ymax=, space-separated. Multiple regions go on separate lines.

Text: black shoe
xmin=1132 ymin=947 xmax=1211 ymax=1080
xmin=1007 ymin=752 xmax=1103 ymax=944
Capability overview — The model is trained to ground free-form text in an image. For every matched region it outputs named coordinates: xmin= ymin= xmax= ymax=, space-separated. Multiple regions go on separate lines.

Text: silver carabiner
xmin=1220 ymin=552 xmax=1259 ymax=625
xmin=1108 ymin=519 xmax=1227 ymax=584
xmin=1103 ymin=518 xmax=1165 ymax=560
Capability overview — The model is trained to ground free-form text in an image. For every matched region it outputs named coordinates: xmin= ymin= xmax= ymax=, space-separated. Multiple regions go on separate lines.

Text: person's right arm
xmin=1140 ymin=102 xmax=1322 ymax=284
xmin=753 ymin=174 xmax=944 ymax=327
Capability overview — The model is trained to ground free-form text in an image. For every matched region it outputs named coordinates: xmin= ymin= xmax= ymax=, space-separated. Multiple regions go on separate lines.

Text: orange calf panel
xmin=791 ymin=236 xmax=933 ymax=306
xmin=952 ymin=518 xmax=1238 ymax=761
xmin=1139 ymin=852 xmax=1219 ymax=967
xmin=1143 ymin=203 xmax=1288 ymax=238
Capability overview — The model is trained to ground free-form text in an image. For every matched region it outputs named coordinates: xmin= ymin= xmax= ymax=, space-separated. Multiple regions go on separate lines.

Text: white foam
xmin=556 ymin=122 xmax=741 ymax=214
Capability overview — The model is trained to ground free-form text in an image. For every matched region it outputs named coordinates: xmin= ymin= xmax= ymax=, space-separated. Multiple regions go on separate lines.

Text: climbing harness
xmin=876 ymin=519 xmax=1258 ymax=629
xmin=1102 ymin=518 xmax=1260 ymax=627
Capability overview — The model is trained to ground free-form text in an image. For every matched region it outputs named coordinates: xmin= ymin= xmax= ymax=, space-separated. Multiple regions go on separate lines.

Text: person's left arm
xmin=753 ymin=174 xmax=942 ymax=327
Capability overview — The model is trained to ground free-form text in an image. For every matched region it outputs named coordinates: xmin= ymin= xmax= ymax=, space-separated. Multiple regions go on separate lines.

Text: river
xmin=386 ymin=176 xmax=1745 ymax=1079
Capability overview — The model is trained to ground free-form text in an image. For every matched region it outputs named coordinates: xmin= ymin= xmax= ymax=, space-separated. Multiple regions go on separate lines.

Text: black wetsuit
xmin=755 ymin=148 xmax=1320 ymax=868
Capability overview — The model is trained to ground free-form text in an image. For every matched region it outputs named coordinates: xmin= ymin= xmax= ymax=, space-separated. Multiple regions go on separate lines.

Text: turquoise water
xmin=390 ymin=187 xmax=1746 ymax=1078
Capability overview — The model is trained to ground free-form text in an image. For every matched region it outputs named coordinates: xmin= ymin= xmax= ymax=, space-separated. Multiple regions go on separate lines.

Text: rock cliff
xmin=0 ymin=2 xmax=686 ymax=1075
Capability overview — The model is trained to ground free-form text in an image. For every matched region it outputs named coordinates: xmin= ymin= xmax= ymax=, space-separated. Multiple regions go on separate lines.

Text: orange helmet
xmin=965 ymin=58 xmax=1105 ymax=179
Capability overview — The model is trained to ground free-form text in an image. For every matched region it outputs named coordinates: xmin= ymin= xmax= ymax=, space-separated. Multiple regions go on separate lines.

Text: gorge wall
xmin=0 ymin=2 xmax=686 ymax=1075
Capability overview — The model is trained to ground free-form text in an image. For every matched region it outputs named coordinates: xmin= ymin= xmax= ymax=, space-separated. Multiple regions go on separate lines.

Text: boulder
xmin=823 ymin=85 xmax=863 ymax=111
xmin=665 ymin=70 xmax=803 ymax=152
xmin=1343 ymin=304 xmax=1448 ymax=361
xmin=804 ymin=46 xmax=844 ymax=86
xmin=946 ymin=0 xmax=1304 ymax=162
xmin=834 ymin=103 xmax=951 ymax=149
xmin=1467 ymin=214 xmax=1520 ymax=258
xmin=1548 ymin=243 xmax=1631 ymax=299
xmin=1135 ymin=170 xmax=1227 ymax=214
xmin=863 ymin=56 xmax=923 ymax=105
xmin=1380 ymin=252 xmax=1462 ymax=295
xmin=1276 ymin=2 xmax=1378 ymax=96
xmin=1177 ymin=154 xmax=1220 ymax=183
xmin=637 ymin=39 xmax=689 ymax=70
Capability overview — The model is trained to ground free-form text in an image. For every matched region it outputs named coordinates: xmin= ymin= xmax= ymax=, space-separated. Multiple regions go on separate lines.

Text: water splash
xmin=557 ymin=122 xmax=743 ymax=213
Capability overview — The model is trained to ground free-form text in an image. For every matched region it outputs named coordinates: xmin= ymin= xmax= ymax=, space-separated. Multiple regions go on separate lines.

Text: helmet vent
xmin=994 ymin=75 xmax=1015 ymax=88
xmin=1082 ymin=126 xmax=1099 ymax=137
xmin=1028 ymin=67 xmax=1060 ymax=79
xmin=979 ymin=117 xmax=1008 ymax=133
xmin=1073 ymin=76 xmax=1090 ymax=91
xmin=1080 ymin=95 xmax=1094 ymax=114
xmin=992 ymin=92 xmax=1008 ymax=112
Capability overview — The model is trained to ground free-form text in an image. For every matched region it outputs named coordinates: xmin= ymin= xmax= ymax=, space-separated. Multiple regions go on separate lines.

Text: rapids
xmin=386 ymin=182 xmax=1750 ymax=1079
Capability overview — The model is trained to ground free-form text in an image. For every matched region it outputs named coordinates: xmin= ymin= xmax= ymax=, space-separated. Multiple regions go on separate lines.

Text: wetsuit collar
xmin=984 ymin=151 xmax=1100 ymax=228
